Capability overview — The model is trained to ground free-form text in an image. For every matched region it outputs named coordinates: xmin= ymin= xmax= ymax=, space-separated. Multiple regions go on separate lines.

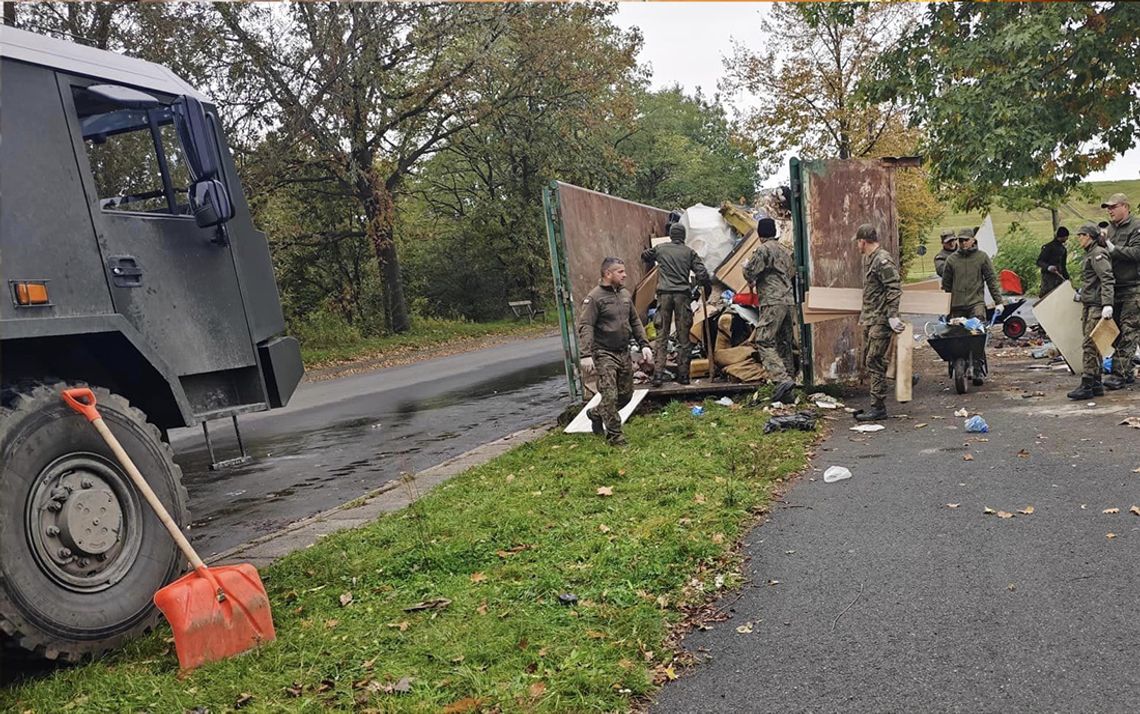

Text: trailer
xmin=0 ymin=28 xmax=302 ymax=660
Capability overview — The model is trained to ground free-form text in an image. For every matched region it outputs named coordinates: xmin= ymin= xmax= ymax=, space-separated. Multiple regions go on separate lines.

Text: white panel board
xmin=1033 ymin=280 xmax=1082 ymax=374
xmin=564 ymin=389 xmax=649 ymax=434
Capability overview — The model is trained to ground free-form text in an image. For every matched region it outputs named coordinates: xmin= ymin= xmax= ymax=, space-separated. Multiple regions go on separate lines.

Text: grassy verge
xmin=5 ymin=399 xmax=815 ymax=713
xmin=299 ymin=318 xmax=554 ymax=369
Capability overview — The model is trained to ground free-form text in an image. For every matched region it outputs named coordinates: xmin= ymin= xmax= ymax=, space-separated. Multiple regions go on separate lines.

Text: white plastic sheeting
xmin=681 ymin=204 xmax=737 ymax=272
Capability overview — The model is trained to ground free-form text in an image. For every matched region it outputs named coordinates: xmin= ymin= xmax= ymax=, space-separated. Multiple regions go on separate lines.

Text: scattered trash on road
xmin=849 ymin=424 xmax=884 ymax=433
xmin=823 ymin=466 xmax=852 ymax=483
xmin=954 ymin=408 xmax=969 ymax=417
xmin=764 ymin=412 xmax=817 ymax=434
xmin=558 ymin=593 xmax=578 ymax=606
xmin=1119 ymin=417 xmax=1140 ymax=429
xmin=691 ymin=406 xmax=704 ymax=416
xmin=714 ymin=396 xmax=735 ymax=406
xmin=964 ymin=415 xmax=989 ymax=433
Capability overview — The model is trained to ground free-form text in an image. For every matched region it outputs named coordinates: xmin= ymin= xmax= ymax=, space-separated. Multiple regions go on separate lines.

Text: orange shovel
xmin=62 ymin=388 xmax=275 ymax=670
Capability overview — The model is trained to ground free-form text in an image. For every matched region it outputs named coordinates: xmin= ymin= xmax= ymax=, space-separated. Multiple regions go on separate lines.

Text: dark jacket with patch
xmin=577 ymin=283 xmax=649 ymax=354
xmin=1080 ymin=244 xmax=1114 ymax=307
xmin=642 ymin=239 xmax=710 ymax=293
xmin=942 ymin=246 xmax=1002 ymax=309
xmin=1036 ymin=239 xmax=1070 ymax=295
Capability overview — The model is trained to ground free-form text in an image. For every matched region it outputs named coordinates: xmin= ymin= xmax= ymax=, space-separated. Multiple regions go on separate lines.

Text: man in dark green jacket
xmin=641 ymin=223 xmax=711 ymax=386
xmin=1068 ymin=223 xmax=1114 ymax=400
xmin=1102 ymin=192 xmax=1140 ymax=389
xmin=1036 ymin=226 xmax=1070 ymax=297
xmin=743 ymin=217 xmax=796 ymax=403
xmin=578 ymin=257 xmax=653 ymax=445
xmin=941 ymin=229 xmax=1004 ymax=320
xmin=933 ymin=230 xmax=957 ymax=277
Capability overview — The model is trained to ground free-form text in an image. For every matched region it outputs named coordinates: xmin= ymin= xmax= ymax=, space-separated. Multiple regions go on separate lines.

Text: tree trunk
xmin=1050 ymin=207 xmax=1059 ymax=236
xmin=3 ymin=2 xmax=17 ymax=27
xmin=362 ymin=171 xmax=411 ymax=333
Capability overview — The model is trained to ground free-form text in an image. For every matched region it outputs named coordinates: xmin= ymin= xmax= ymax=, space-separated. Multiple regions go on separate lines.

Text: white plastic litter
xmin=815 ymin=401 xmax=838 ymax=409
xmin=954 ymin=408 xmax=969 ymax=417
xmin=715 ymin=396 xmax=735 ymax=406
xmin=849 ymin=424 xmax=885 ymax=433
xmin=681 ymin=203 xmax=737 ymax=271
xmin=823 ymin=466 xmax=853 ymax=483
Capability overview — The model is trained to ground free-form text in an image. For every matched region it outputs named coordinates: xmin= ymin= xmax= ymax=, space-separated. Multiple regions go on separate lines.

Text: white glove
xmin=1073 ymin=290 xmax=1082 ymax=302
xmin=1106 ymin=240 xmax=1116 ymax=253
xmin=641 ymin=346 xmax=654 ymax=363
xmin=888 ymin=317 xmax=905 ymax=333
xmin=992 ymin=304 xmax=1003 ymax=317
xmin=580 ymin=357 xmax=594 ymax=373
xmin=1102 ymin=305 xmax=1114 ymax=320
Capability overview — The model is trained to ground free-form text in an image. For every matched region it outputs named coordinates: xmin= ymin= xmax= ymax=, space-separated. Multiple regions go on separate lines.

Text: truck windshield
xmin=72 ymin=87 xmax=192 ymax=216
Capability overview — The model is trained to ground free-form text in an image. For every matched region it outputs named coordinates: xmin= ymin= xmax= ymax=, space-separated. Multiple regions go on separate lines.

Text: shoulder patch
xmin=1096 ymin=254 xmax=1108 ymax=261
xmin=880 ymin=258 xmax=890 ymax=266
xmin=583 ymin=298 xmax=591 ymax=304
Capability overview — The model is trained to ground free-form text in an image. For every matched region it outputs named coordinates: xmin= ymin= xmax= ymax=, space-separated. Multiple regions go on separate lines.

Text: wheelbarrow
xmin=927 ymin=321 xmax=990 ymax=394
xmin=987 ymin=269 xmax=1029 ymax=339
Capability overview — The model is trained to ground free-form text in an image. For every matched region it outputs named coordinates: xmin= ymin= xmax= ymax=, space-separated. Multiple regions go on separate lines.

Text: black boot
xmin=677 ymin=369 xmax=690 ymax=385
xmin=1091 ymin=377 xmax=1105 ymax=397
xmin=854 ymin=403 xmax=887 ymax=421
xmin=1104 ymin=374 xmax=1126 ymax=391
xmin=586 ymin=408 xmax=604 ymax=436
xmin=650 ymin=374 xmax=663 ymax=388
xmin=1067 ymin=378 xmax=1094 ymax=400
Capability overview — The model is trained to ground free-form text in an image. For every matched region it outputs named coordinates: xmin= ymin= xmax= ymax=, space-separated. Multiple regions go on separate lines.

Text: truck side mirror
xmin=190 ymin=179 xmax=234 ymax=228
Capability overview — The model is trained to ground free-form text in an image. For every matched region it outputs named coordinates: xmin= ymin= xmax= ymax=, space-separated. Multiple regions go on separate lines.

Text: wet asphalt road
xmin=654 ymin=343 xmax=1140 ymax=713
xmin=170 ymin=336 xmax=567 ymax=557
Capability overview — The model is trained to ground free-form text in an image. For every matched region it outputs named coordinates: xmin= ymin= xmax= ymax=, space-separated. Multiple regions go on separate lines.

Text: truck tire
xmin=0 ymin=383 xmax=188 ymax=661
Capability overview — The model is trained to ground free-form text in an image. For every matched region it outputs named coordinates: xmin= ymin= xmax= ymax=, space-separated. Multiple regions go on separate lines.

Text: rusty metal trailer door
xmin=791 ymin=158 xmax=900 ymax=386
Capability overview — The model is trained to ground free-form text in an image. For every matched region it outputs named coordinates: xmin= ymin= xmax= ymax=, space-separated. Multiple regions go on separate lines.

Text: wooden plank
xmin=632 ymin=267 xmax=658 ymax=322
xmin=714 ymin=233 xmax=762 ymax=293
xmin=1091 ymin=316 xmax=1120 ymax=357
xmin=1033 ymin=280 xmax=1082 ymax=373
xmin=802 ymin=308 xmax=850 ymax=325
xmin=896 ymin=321 xmax=913 ymax=402
xmin=805 ymin=286 xmax=950 ymax=315
xmin=907 ymin=277 xmax=942 ymax=291
xmin=564 ymin=389 xmax=648 ymax=434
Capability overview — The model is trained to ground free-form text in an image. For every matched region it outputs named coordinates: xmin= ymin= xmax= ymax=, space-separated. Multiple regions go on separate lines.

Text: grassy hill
xmin=909 ymin=178 xmax=1140 ymax=287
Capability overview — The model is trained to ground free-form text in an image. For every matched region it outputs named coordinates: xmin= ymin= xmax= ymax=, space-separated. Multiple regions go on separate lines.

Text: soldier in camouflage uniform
xmin=933 ymin=230 xmax=957 ymax=278
xmin=577 ymin=257 xmax=652 ymax=445
xmin=853 ymin=224 xmax=903 ymax=422
xmin=1067 ymin=223 xmax=1114 ymax=400
xmin=743 ymin=217 xmax=796 ymax=403
xmin=641 ymin=223 xmax=711 ymax=386
xmin=1102 ymin=193 xmax=1140 ymax=389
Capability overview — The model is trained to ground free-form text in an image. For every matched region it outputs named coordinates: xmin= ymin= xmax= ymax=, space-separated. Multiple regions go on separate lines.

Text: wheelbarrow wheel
xmin=1002 ymin=315 xmax=1027 ymax=339
xmin=953 ymin=358 xmax=969 ymax=394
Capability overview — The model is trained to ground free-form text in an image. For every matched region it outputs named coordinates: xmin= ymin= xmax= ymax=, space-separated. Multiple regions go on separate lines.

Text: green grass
xmin=4 ymin=399 xmax=815 ymax=713
xmin=299 ymin=317 xmax=554 ymax=369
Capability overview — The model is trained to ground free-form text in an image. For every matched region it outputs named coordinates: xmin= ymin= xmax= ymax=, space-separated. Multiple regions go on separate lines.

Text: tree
xmin=721 ymin=2 xmax=915 ymax=177
xmin=722 ymin=2 xmax=940 ymax=270
xmin=866 ymin=2 xmax=1140 ymax=212
xmin=214 ymin=3 xmax=523 ymax=333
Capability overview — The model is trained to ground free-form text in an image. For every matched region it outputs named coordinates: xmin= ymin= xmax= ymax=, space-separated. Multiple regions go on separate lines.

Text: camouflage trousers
xmin=594 ymin=348 xmax=634 ymax=440
xmin=1082 ymin=305 xmax=1104 ymax=381
xmin=753 ymin=304 xmax=794 ymax=382
xmin=654 ymin=291 xmax=693 ymax=377
xmin=1110 ymin=294 xmax=1140 ymax=380
xmin=861 ymin=323 xmax=893 ymax=407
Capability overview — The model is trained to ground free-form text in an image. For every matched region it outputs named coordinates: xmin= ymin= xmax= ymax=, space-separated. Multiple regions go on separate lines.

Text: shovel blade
xmin=153 ymin=563 xmax=276 ymax=670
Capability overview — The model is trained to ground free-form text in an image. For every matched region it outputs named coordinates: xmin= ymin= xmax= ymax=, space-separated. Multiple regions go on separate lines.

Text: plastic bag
xmin=763 ymin=411 xmax=817 ymax=434
xmin=964 ymin=415 xmax=989 ymax=433
xmin=823 ymin=466 xmax=852 ymax=483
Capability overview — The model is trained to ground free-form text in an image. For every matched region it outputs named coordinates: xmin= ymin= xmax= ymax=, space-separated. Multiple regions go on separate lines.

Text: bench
xmin=508 ymin=300 xmax=546 ymax=322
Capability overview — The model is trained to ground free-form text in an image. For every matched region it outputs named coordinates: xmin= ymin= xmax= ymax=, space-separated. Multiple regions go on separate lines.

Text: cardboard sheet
xmin=896 ymin=321 xmax=914 ymax=402
xmin=805 ymin=287 xmax=950 ymax=315
xmin=714 ymin=233 xmax=761 ymax=293
xmin=632 ymin=267 xmax=658 ymax=322
xmin=564 ymin=389 xmax=649 ymax=434
xmin=1032 ymin=281 xmax=1082 ymax=373
xmin=1091 ymin=316 xmax=1120 ymax=358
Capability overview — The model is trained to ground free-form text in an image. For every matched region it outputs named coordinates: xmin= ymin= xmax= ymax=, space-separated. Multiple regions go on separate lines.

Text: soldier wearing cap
xmin=853 ymin=224 xmax=903 ymax=421
xmin=1067 ymin=223 xmax=1115 ymax=400
xmin=743 ymin=217 xmax=796 ymax=403
xmin=1101 ymin=192 xmax=1140 ymax=389
xmin=934 ymin=229 xmax=957 ymax=277
xmin=942 ymin=227 xmax=1005 ymax=321
xmin=577 ymin=257 xmax=653 ymax=445
xmin=641 ymin=222 xmax=711 ymax=386
xmin=1036 ymin=226 xmax=1070 ymax=297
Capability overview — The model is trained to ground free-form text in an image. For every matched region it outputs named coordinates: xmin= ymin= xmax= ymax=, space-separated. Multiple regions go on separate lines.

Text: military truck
xmin=0 ymin=28 xmax=303 ymax=660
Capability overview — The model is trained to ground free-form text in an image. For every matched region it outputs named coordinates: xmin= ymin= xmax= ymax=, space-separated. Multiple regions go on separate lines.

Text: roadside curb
xmin=206 ymin=422 xmax=553 ymax=568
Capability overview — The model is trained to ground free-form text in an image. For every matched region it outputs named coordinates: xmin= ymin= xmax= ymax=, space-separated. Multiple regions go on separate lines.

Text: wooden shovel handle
xmin=61 ymin=388 xmax=207 ymax=572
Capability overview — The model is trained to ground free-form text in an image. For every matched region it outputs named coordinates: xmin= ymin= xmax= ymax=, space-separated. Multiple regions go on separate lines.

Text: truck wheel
xmin=1002 ymin=316 xmax=1027 ymax=339
xmin=0 ymin=384 xmax=188 ymax=661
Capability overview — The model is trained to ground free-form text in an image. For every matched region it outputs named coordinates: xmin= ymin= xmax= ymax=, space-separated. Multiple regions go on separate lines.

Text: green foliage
xmin=993 ymin=222 xmax=1044 ymax=296
xmin=4 ymin=403 xmax=814 ymax=712
xmin=867 ymin=2 xmax=1140 ymax=211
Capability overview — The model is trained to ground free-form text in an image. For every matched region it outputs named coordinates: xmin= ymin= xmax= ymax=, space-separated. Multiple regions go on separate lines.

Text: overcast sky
xmin=612 ymin=2 xmax=1138 ymax=185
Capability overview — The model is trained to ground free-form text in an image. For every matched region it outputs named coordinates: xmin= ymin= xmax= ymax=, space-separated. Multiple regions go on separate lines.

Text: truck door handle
xmin=108 ymin=256 xmax=143 ymax=288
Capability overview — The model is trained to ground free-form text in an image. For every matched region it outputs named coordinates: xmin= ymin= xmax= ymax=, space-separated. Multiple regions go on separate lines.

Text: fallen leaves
xmin=1017 ymin=506 xmax=1035 ymax=515
xmin=1131 ymin=506 xmax=1140 ymax=516
xmin=946 ymin=503 xmax=960 ymax=509
xmin=1119 ymin=417 xmax=1140 ymax=429
xmin=596 ymin=486 xmax=614 ymax=497
xmin=1016 ymin=449 xmax=1030 ymax=459
xmin=469 ymin=572 xmax=487 ymax=583
xmin=1107 ymin=533 xmax=1117 ymax=540
xmin=339 ymin=592 xmax=353 ymax=607
xmin=442 ymin=697 xmax=487 ymax=713
xmin=914 ymin=423 xmax=928 ymax=429
xmin=496 ymin=544 xmax=532 ymax=558
xmin=529 ymin=682 xmax=547 ymax=698
xmin=694 ymin=493 xmax=707 ymax=504
xmin=735 ymin=622 xmax=754 ymax=634
xmin=403 ymin=597 xmax=451 ymax=613
xmin=598 ymin=524 xmax=611 ymax=533
xmin=234 ymin=693 xmax=253 ymax=710
xmin=997 ymin=511 xmax=1014 ymax=519
xmin=386 ymin=621 xmax=410 ymax=632
xmin=1103 ymin=507 xmax=1120 ymax=515
xmin=963 ymin=454 xmax=974 ymax=461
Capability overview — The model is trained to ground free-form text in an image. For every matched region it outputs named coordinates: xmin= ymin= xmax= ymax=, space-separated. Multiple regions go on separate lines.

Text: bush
xmin=290 ymin=309 xmax=364 ymax=350
xmin=993 ymin=222 xmax=1043 ymax=296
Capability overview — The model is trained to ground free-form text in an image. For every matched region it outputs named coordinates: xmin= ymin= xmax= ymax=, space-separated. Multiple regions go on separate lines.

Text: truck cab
xmin=0 ymin=27 xmax=302 ymax=660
